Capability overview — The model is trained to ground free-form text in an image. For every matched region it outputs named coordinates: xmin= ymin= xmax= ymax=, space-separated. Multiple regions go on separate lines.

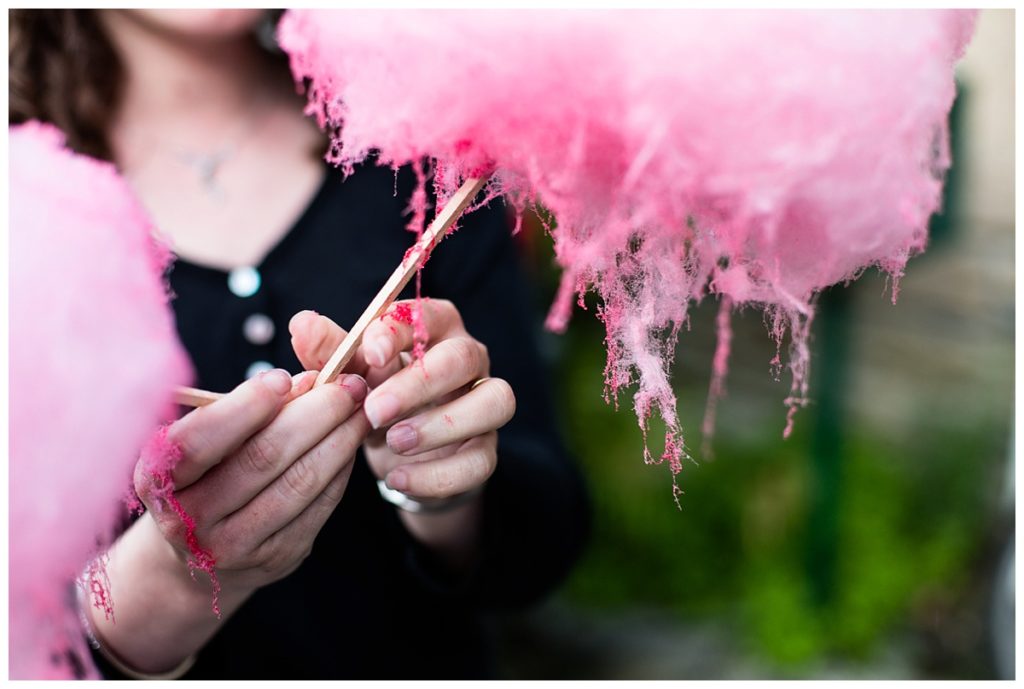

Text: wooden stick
xmin=171 ymin=175 xmax=490 ymax=407
xmin=315 ymin=175 xmax=490 ymax=387
xmin=174 ymin=386 xmax=224 ymax=408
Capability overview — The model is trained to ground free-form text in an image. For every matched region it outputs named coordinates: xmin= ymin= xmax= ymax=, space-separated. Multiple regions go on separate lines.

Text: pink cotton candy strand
xmin=10 ymin=121 xmax=193 ymax=679
xmin=701 ymin=296 xmax=734 ymax=459
xmin=138 ymin=427 xmax=223 ymax=617
xmin=279 ymin=9 xmax=976 ymax=482
xmin=80 ymin=552 xmax=115 ymax=625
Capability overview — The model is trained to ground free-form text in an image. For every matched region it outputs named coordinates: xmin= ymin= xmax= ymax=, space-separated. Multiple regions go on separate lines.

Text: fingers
xmin=243 ymin=466 xmax=354 ymax=577
xmin=384 ymin=432 xmax=498 ymax=499
xmin=161 ymin=369 xmax=296 ymax=490
xmin=364 ymin=336 xmax=489 ymax=429
xmin=288 ymin=310 xmax=370 ymax=377
xmin=214 ymin=402 xmax=370 ymax=546
xmin=385 ymin=378 xmax=515 ymax=456
xmin=361 ymin=299 xmax=464 ymax=369
xmin=286 ymin=370 xmax=318 ymax=402
xmin=179 ymin=374 xmax=369 ymax=524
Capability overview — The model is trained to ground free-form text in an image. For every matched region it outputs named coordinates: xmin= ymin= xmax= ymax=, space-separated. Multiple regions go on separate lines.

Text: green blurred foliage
xmin=516 ymin=215 xmax=1008 ymax=671
xmin=552 ymin=310 xmax=1004 ymax=668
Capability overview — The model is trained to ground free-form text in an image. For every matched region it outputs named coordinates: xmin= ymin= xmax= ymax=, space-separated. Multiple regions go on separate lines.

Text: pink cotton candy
xmin=279 ymin=10 xmax=976 ymax=483
xmin=9 ymin=122 xmax=192 ymax=679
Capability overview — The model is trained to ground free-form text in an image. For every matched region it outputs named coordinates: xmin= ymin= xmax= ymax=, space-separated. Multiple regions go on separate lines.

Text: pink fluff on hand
xmin=9 ymin=122 xmax=192 ymax=679
xmin=136 ymin=428 xmax=222 ymax=618
xmin=279 ymin=10 xmax=976 ymax=488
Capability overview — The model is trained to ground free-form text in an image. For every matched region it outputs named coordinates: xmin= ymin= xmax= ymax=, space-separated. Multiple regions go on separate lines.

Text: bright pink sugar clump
xmin=385 ymin=302 xmax=415 ymax=325
xmin=279 ymin=10 xmax=976 ymax=484
xmin=9 ymin=122 xmax=192 ymax=679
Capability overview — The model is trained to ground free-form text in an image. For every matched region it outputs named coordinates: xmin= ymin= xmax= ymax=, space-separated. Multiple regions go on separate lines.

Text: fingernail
xmin=387 ymin=424 xmax=418 ymax=454
xmin=261 ymin=369 xmax=292 ymax=395
xmin=386 ymin=469 xmax=408 ymax=491
xmin=365 ymin=391 xmax=401 ymax=429
xmin=368 ymin=336 xmax=390 ymax=368
xmin=289 ymin=373 xmax=307 ymax=395
xmin=339 ymin=374 xmax=368 ymax=403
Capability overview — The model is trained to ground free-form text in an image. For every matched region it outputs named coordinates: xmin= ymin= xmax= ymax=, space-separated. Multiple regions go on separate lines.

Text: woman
xmin=11 ymin=9 xmax=590 ymax=679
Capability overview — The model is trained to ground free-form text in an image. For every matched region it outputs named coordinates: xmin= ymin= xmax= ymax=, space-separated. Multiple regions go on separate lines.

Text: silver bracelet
xmin=376 ymin=480 xmax=482 ymax=514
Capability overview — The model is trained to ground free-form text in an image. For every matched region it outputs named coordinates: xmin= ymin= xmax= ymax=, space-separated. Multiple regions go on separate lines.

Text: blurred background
xmin=495 ymin=9 xmax=1015 ymax=680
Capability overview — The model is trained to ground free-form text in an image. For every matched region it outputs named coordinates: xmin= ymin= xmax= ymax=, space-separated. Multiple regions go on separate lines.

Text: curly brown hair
xmin=9 ymin=9 xmax=124 ymax=160
xmin=10 ymin=10 xmax=289 ymax=162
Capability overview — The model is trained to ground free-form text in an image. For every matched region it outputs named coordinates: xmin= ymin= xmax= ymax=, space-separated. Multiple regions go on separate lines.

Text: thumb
xmin=288 ymin=310 xmax=370 ymax=377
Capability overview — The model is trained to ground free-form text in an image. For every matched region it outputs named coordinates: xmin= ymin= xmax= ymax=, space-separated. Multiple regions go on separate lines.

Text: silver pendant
xmin=178 ymin=147 xmax=233 ymax=200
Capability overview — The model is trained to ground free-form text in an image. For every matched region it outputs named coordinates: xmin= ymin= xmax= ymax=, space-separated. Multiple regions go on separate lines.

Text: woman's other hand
xmin=289 ymin=300 xmax=516 ymax=569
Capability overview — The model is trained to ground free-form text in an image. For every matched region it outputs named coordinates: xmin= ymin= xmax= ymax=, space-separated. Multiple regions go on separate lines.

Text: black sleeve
xmin=406 ymin=191 xmax=592 ymax=609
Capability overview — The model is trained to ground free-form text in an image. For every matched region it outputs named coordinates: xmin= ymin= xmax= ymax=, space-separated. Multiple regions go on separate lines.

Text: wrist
xmin=80 ymin=591 xmax=197 ymax=680
xmin=84 ymin=514 xmax=250 ymax=676
xmin=394 ymin=491 xmax=485 ymax=573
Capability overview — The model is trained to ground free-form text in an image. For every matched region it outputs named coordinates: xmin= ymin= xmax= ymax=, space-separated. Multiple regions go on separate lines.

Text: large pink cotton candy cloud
xmin=9 ymin=122 xmax=192 ymax=679
xmin=279 ymin=10 xmax=976 ymax=488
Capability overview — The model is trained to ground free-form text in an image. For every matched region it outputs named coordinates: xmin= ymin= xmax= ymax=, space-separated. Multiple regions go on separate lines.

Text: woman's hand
xmin=89 ymin=368 xmax=370 ymax=674
xmin=141 ymin=367 xmax=370 ymax=592
xmin=289 ymin=300 xmax=516 ymax=568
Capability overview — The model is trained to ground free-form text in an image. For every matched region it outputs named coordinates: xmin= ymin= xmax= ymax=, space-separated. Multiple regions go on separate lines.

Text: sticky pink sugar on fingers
xmin=362 ymin=298 xmax=464 ymax=369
